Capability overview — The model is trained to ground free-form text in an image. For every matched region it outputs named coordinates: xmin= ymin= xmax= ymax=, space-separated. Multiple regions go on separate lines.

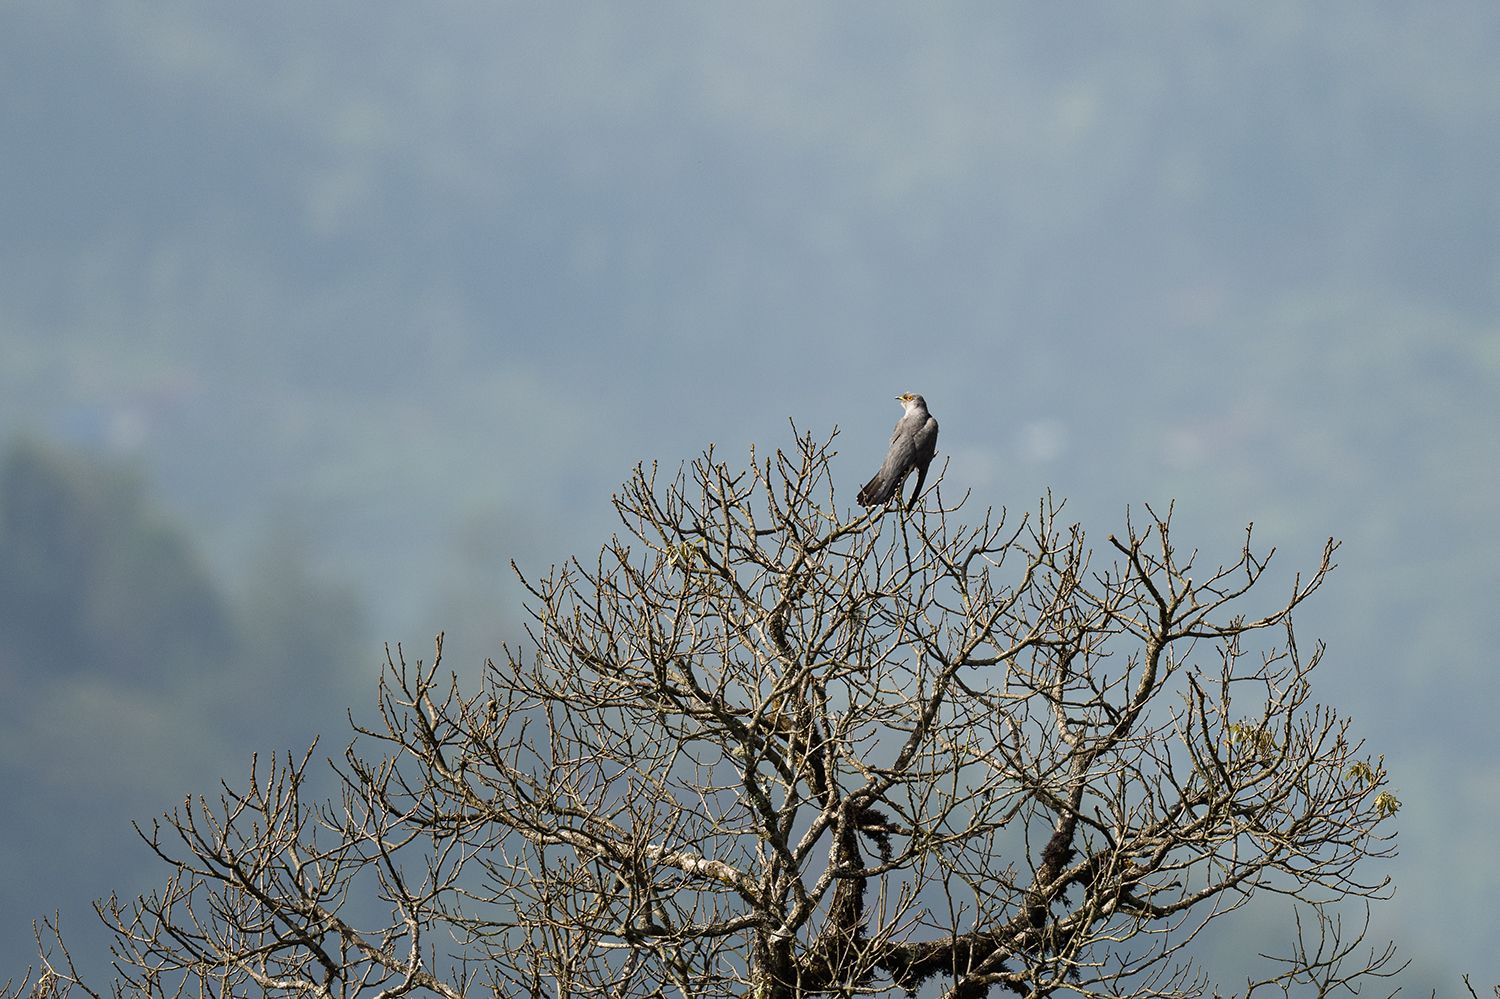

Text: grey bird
xmin=858 ymin=393 xmax=939 ymax=508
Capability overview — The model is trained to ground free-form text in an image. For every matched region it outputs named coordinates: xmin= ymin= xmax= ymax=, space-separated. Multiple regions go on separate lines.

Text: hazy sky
xmin=3 ymin=3 xmax=1498 ymax=989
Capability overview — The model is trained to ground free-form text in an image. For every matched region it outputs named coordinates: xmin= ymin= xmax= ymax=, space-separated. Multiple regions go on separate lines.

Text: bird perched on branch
xmin=857 ymin=393 xmax=939 ymax=508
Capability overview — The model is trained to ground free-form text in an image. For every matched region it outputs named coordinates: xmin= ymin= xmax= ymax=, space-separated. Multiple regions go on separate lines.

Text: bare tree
xmin=11 ymin=430 xmax=1404 ymax=999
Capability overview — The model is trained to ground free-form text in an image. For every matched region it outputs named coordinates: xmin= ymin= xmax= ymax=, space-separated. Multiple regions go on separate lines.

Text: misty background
xmin=2 ymin=3 xmax=1497 ymax=991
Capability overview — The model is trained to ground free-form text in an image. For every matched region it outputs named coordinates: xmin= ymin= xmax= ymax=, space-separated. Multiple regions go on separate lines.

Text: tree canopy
xmin=11 ymin=432 xmax=1400 ymax=999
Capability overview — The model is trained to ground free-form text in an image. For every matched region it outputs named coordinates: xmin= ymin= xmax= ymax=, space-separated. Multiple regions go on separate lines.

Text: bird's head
xmin=897 ymin=392 xmax=927 ymax=412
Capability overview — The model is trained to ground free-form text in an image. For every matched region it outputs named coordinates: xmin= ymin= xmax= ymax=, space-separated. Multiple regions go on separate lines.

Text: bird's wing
xmin=915 ymin=416 xmax=938 ymax=463
xmin=905 ymin=417 xmax=940 ymax=502
xmin=877 ymin=416 xmax=922 ymax=480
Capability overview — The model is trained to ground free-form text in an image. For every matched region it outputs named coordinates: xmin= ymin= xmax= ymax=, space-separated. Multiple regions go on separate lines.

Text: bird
xmin=857 ymin=393 xmax=939 ymax=508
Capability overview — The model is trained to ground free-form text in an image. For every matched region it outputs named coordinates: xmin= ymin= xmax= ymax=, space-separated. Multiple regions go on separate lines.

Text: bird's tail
xmin=857 ymin=473 xmax=894 ymax=506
